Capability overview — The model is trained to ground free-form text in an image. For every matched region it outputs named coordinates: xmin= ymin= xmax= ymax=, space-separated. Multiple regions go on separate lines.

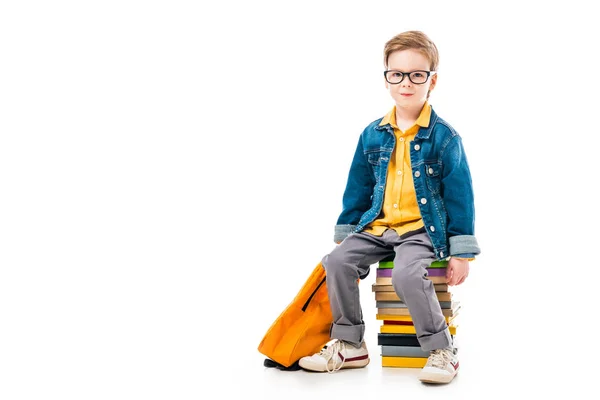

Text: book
xmin=434 ymin=284 xmax=450 ymax=292
xmin=377 ymin=302 xmax=460 ymax=317
xmin=377 ymin=267 xmax=446 ymax=278
xmin=377 ymin=333 xmax=421 ymax=347
xmin=378 ymin=260 xmax=448 ymax=269
xmin=371 ymin=283 xmax=450 ymax=292
xmin=375 ymin=291 xmax=452 ymax=302
xmin=381 ymin=356 xmax=428 ymax=368
xmin=380 ymin=324 xmax=457 ymax=335
xmin=376 ymin=301 xmax=407 ymax=308
xmin=376 ymin=314 xmax=456 ymax=324
xmin=381 ymin=345 xmax=429 ymax=358
xmin=371 ymin=284 xmax=396 ymax=292
xmin=427 ymin=261 xmax=449 ymax=269
xmin=380 ymin=320 xmax=414 ymax=325
xmin=376 ymin=300 xmax=453 ymax=309
xmin=376 ymin=276 xmax=447 ymax=285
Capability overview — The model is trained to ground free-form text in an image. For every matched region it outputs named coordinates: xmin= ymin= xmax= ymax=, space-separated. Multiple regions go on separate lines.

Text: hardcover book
xmin=380 ymin=320 xmax=414 ymax=325
xmin=376 ymin=267 xmax=446 ymax=278
xmin=378 ymin=260 xmax=448 ymax=269
xmin=375 ymin=314 xmax=456 ymax=324
xmin=376 ymin=300 xmax=453 ymax=309
xmin=377 ymin=302 xmax=460 ymax=317
xmin=374 ymin=291 xmax=452 ymax=302
xmin=381 ymin=356 xmax=428 ymax=368
xmin=380 ymin=345 xmax=430 ymax=358
xmin=371 ymin=283 xmax=450 ymax=292
xmin=380 ymin=324 xmax=457 ymax=335
xmin=377 ymin=333 xmax=456 ymax=347
xmin=377 ymin=333 xmax=421 ymax=347
xmin=376 ymin=276 xmax=447 ymax=285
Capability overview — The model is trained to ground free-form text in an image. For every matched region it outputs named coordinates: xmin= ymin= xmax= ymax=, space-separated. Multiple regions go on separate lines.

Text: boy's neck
xmin=394 ymin=101 xmax=426 ymax=126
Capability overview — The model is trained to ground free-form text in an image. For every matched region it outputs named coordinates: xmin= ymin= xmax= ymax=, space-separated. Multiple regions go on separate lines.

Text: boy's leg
xmin=391 ymin=229 xmax=459 ymax=383
xmin=391 ymin=230 xmax=452 ymax=351
xmin=322 ymin=232 xmax=392 ymax=346
xmin=299 ymin=232 xmax=391 ymax=372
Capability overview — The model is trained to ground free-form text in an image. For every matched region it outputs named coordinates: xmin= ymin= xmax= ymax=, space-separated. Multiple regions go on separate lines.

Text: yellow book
xmin=381 ymin=356 xmax=428 ymax=368
xmin=380 ymin=324 xmax=457 ymax=335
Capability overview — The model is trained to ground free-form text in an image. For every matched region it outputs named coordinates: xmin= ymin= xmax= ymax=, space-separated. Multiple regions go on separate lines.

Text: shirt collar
xmin=379 ymin=101 xmax=431 ymax=130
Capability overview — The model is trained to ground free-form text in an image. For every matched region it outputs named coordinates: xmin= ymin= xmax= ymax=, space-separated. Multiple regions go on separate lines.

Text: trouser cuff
xmin=418 ymin=327 xmax=452 ymax=351
xmin=330 ymin=323 xmax=365 ymax=347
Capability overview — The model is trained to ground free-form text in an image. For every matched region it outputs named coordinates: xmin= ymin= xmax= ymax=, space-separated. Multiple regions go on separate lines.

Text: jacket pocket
xmin=366 ymin=150 xmax=388 ymax=166
xmin=425 ymin=162 xmax=442 ymax=194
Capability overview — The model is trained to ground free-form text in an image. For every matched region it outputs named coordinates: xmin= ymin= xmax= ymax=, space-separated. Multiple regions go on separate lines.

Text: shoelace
xmin=426 ymin=348 xmax=453 ymax=369
xmin=319 ymin=339 xmax=346 ymax=373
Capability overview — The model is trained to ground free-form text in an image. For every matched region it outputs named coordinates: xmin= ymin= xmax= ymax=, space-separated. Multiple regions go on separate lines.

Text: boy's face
xmin=385 ymin=49 xmax=437 ymax=109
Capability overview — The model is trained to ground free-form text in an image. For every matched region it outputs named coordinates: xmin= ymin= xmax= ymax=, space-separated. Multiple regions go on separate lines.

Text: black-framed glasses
xmin=384 ymin=70 xmax=437 ymax=85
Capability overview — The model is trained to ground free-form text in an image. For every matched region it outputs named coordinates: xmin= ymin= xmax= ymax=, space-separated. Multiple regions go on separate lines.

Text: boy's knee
xmin=323 ymin=250 xmax=352 ymax=276
xmin=392 ymin=260 xmax=426 ymax=286
xmin=323 ymin=252 xmax=340 ymax=272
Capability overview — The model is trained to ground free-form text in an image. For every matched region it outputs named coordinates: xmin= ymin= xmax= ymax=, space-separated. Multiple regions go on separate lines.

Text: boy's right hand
xmin=446 ymin=257 xmax=469 ymax=286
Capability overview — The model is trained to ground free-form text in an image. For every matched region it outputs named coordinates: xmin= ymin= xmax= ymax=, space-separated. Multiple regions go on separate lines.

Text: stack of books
xmin=372 ymin=259 xmax=460 ymax=368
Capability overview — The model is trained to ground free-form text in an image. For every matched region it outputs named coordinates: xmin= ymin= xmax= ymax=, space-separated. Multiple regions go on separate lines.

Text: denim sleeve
xmin=453 ymin=253 xmax=476 ymax=259
xmin=441 ymin=136 xmax=481 ymax=256
xmin=334 ymin=134 xmax=375 ymax=241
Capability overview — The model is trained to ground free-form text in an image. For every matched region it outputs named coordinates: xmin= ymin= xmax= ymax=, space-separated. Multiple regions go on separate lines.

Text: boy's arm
xmin=441 ymin=135 xmax=481 ymax=257
xmin=334 ymin=136 xmax=376 ymax=243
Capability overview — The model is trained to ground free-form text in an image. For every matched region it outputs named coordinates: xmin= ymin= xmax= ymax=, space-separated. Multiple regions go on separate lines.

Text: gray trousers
xmin=322 ymin=228 xmax=452 ymax=351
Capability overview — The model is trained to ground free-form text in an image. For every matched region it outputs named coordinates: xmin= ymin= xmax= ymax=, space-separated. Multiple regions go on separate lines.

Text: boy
xmin=298 ymin=31 xmax=480 ymax=384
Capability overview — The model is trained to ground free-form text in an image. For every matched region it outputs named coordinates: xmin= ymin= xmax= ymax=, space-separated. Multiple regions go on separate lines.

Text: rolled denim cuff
xmin=334 ymin=224 xmax=356 ymax=243
xmin=449 ymin=235 xmax=480 ymax=256
xmin=453 ymin=253 xmax=476 ymax=259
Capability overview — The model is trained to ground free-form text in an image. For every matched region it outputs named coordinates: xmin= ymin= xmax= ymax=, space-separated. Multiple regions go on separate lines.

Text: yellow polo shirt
xmin=363 ymin=102 xmax=430 ymax=237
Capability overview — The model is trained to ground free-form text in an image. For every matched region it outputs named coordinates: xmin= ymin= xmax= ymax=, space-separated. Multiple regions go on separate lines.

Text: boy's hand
xmin=446 ymin=258 xmax=469 ymax=286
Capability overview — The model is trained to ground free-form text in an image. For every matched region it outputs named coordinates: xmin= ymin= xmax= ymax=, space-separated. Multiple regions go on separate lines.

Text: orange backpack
xmin=257 ymin=262 xmax=333 ymax=369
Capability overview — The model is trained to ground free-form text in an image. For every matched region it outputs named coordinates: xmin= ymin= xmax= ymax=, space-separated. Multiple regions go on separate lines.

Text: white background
xmin=1 ymin=1 xmax=599 ymax=399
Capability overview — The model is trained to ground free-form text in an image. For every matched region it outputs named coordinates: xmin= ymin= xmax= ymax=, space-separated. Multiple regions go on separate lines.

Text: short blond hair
xmin=383 ymin=31 xmax=439 ymax=71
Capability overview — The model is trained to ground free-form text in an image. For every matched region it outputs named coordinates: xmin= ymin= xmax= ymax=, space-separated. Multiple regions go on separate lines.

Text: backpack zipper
xmin=301 ymin=276 xmax=326 ymax=312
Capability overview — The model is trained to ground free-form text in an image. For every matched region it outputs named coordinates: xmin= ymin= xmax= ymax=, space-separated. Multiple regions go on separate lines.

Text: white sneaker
xmin=299 ymin=339 xmax=369 ymax=373
xmin=418 ymin=348 xmax=459 ymax=383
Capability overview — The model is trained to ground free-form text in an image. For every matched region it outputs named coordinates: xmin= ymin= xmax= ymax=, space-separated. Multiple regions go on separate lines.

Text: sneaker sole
xmin=299 ymin=358 xmax=370 ymax=372
xmin=418 ymin=370 xmax=458 ymax=384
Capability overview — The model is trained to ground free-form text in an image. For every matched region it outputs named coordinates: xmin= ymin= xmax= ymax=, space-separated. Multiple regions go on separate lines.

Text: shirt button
xmin=397 ymin=170 xmax=402 ymax=175
xmin=414 ymin=171 xmax=420 ymax=177
xmin=414 ymin=144 xmax=420 ymax=150
xmin=399 ymin=137 xmax=405 ymax=142
xmin=393 ymin=203 xmax=398 ymax=208
xmin=429 ymin=226 xmax=435 ymax=232
xmin=428 ymin=167 xmax=434 ymax=174
xmin=420 ymin=198 xmax=427 ymax=204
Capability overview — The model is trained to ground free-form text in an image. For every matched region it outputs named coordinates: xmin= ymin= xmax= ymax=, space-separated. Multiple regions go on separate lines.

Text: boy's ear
xmin=429 ymin=74 xmax=438 ymax=91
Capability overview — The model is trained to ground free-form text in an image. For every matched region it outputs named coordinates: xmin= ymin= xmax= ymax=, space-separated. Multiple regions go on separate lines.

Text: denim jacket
xmin=334 ymin=107 xmax=480 ymax=260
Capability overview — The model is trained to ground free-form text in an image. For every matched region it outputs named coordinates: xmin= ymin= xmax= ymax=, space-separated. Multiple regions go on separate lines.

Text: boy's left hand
xmin=446 ymin=258 xmax=469 ymax=286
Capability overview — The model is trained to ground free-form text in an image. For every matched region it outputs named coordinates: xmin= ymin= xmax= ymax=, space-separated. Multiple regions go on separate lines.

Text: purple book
xmin=376 ymin=267 xmax=446 ymax=277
